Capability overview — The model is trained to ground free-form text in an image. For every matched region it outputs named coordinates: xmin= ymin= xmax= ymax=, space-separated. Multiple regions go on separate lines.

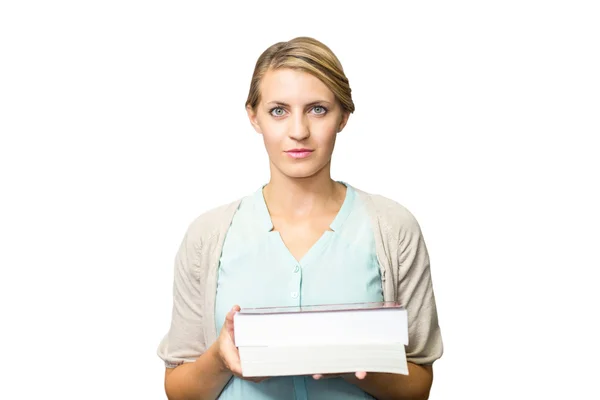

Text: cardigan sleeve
xmin=396 ymin=211 xmax=444 ymax=365
xmin=157 ymin=228 xmax=208 ymax=368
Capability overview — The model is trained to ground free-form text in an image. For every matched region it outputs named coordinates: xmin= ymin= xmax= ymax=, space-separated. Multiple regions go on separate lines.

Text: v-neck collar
xmin=253 ymin=181 xmax=355 ymax=234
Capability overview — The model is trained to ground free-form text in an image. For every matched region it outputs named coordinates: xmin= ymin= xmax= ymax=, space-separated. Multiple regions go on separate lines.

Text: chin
xmin=278 ymin=163 xmax=326 ymax=180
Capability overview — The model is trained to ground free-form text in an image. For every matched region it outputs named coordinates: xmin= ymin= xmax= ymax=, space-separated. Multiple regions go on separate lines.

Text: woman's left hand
xmin=312 ymin=371 xmax=367 ymax=380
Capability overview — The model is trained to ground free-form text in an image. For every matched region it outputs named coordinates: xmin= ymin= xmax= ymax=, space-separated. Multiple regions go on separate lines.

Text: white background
xmin=1 ymin=1 xmax=599 ymax=399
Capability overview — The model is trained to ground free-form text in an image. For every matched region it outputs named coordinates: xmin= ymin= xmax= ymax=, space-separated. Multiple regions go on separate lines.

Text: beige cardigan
xmin=157 ymin=185 xmax=443 ymax=367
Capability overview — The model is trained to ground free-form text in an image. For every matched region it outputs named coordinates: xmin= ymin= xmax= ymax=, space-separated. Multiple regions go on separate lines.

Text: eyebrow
xmin=266 ymin=100 xmax=332 ymax=107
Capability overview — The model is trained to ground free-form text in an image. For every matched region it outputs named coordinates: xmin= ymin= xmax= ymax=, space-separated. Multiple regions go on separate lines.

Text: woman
xmin=158 ymin=36 xmax=443 ymax=400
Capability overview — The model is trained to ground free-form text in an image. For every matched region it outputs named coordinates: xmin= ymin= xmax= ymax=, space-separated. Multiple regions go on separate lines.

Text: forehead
xmin=259 ymin=68 xmax=335 ymax=104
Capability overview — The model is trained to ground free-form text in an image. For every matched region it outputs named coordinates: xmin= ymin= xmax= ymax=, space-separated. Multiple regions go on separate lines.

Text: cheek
xmin=262 ymin=135 xmax=277 ymax=150
xmin=313 ymin=124 xmax=338 ymax=146
xmin=260 ymin=128 xmax=284 ymax=152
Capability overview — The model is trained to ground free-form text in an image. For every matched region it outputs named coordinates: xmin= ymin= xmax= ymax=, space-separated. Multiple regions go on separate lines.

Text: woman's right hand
xmin=216 ymin=305 xmax=269 ymax=383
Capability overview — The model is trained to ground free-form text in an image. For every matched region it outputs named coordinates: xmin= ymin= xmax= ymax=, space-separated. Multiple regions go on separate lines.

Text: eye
xmin=312 ymin=105 xmax=328 ymax=115
xmin=270 ymin=107 xmax=286 ymax=117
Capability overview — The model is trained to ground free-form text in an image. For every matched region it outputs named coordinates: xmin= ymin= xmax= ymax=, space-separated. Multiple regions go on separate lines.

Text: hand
xmin=313 ymin=371 xmax=368 ymax=380
xmin=216 ymin=305 xmax=269 ymax=383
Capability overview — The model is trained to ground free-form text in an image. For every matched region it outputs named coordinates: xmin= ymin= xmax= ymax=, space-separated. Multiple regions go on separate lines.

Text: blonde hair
xmin=245 ymin=36 xmax=355 ymax=114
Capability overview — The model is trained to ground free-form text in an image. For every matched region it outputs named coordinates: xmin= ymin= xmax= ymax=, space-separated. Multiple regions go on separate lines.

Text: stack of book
xmin=233 ymin=301 xmax=409 ymax=377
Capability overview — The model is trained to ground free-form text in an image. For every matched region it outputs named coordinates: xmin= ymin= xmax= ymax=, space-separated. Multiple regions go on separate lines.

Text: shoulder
xmin=184 ymin=198 xmax=244 ymax=244
xmin=352 ymin=185 xmax=423 ymax=237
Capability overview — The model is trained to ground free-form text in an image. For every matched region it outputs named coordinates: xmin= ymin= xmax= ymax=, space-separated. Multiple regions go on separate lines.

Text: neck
xmin=263 ymin=162 xmax=344 ymax=218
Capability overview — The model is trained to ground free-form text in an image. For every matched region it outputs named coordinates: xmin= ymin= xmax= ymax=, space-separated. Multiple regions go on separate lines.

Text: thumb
xmin=225 ymin=305 xmax=241 ymax=335
xmin=225 ymin=305 xmax=241 ymax=322
xmin=355 ymin=371 xmax=367 ymax=380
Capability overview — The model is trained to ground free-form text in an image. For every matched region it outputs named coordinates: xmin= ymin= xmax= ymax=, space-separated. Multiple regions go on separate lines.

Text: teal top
xmin=215 ymin=183 xmax=384 ymax=400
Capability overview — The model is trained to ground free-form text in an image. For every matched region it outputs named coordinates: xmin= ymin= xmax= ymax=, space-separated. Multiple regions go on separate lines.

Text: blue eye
xmin=270 ymin=107 xmax=285 ymax=117
xmin=313 ymin=106 xmax=327 ymax=115
xmin=269 ymin=105 xmax=328 ymax=117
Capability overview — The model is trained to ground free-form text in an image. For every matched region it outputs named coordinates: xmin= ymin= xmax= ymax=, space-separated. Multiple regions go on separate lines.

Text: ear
xmin=337 ymin=111 xmax=350 ymax=133
xmin=246 ymin=105 xmax=263 ymax=134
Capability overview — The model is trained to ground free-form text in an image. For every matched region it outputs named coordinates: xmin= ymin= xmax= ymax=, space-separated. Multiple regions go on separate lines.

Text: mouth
xmin=285 ymin=149 xmax=314 ymax=159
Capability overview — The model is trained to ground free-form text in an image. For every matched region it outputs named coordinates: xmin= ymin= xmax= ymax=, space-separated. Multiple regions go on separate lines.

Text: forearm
xmin=344 ymin=362 xmax=433 ymax=400
xmin=164 ymin=342 xmax=233 ymax=400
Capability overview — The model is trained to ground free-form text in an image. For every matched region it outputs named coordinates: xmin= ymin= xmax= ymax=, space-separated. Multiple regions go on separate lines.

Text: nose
xmin=288 ymin=113 xmax=310 ymax=141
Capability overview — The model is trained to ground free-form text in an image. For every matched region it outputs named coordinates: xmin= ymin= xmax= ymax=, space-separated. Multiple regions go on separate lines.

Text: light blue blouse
xmin=215 ymin=183 xmax=384 ymax=400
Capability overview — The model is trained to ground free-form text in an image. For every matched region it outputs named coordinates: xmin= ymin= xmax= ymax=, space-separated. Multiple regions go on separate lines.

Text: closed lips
xmin=285 ymin=149 xmax=313 ymax=158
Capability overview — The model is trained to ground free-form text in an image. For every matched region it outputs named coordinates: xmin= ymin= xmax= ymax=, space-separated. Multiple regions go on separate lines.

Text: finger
xmin=225 ymin=305 xmax=241 ymax=335
xmin=229 ymin=363 xmax=243 ymax=377
xmin=226 ymin=352 xmax=243 ymax=377
xmin=355 ymin=371 xmax=367 ymax=380
xmin=226 ymin=305 xmax=241 ymax=320
xmin=313 ymin=374 xmax=323 ymax=380
xmin=247 ymin=376 xmax=269 ymax=383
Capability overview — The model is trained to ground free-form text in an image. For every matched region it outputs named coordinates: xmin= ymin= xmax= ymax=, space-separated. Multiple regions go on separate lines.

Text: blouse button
xmin=293 ymin=265 xmax=300 ymax=273
xmin=291 ymin=291 xmax=298 ymax=299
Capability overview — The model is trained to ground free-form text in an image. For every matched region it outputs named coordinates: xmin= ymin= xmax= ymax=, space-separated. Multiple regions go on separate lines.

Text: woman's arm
xmin=348 ymin=204 xmax=440 ymax=400
xmin=164 ymin=341 xmax=232 ymax=400
xmin=344 ymin=363 xmax=433 ymax=400
xmin=164 ymin=305 xmax=268 ymax=400
xmin=159 ymin=227 xmax=237 ymax=400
